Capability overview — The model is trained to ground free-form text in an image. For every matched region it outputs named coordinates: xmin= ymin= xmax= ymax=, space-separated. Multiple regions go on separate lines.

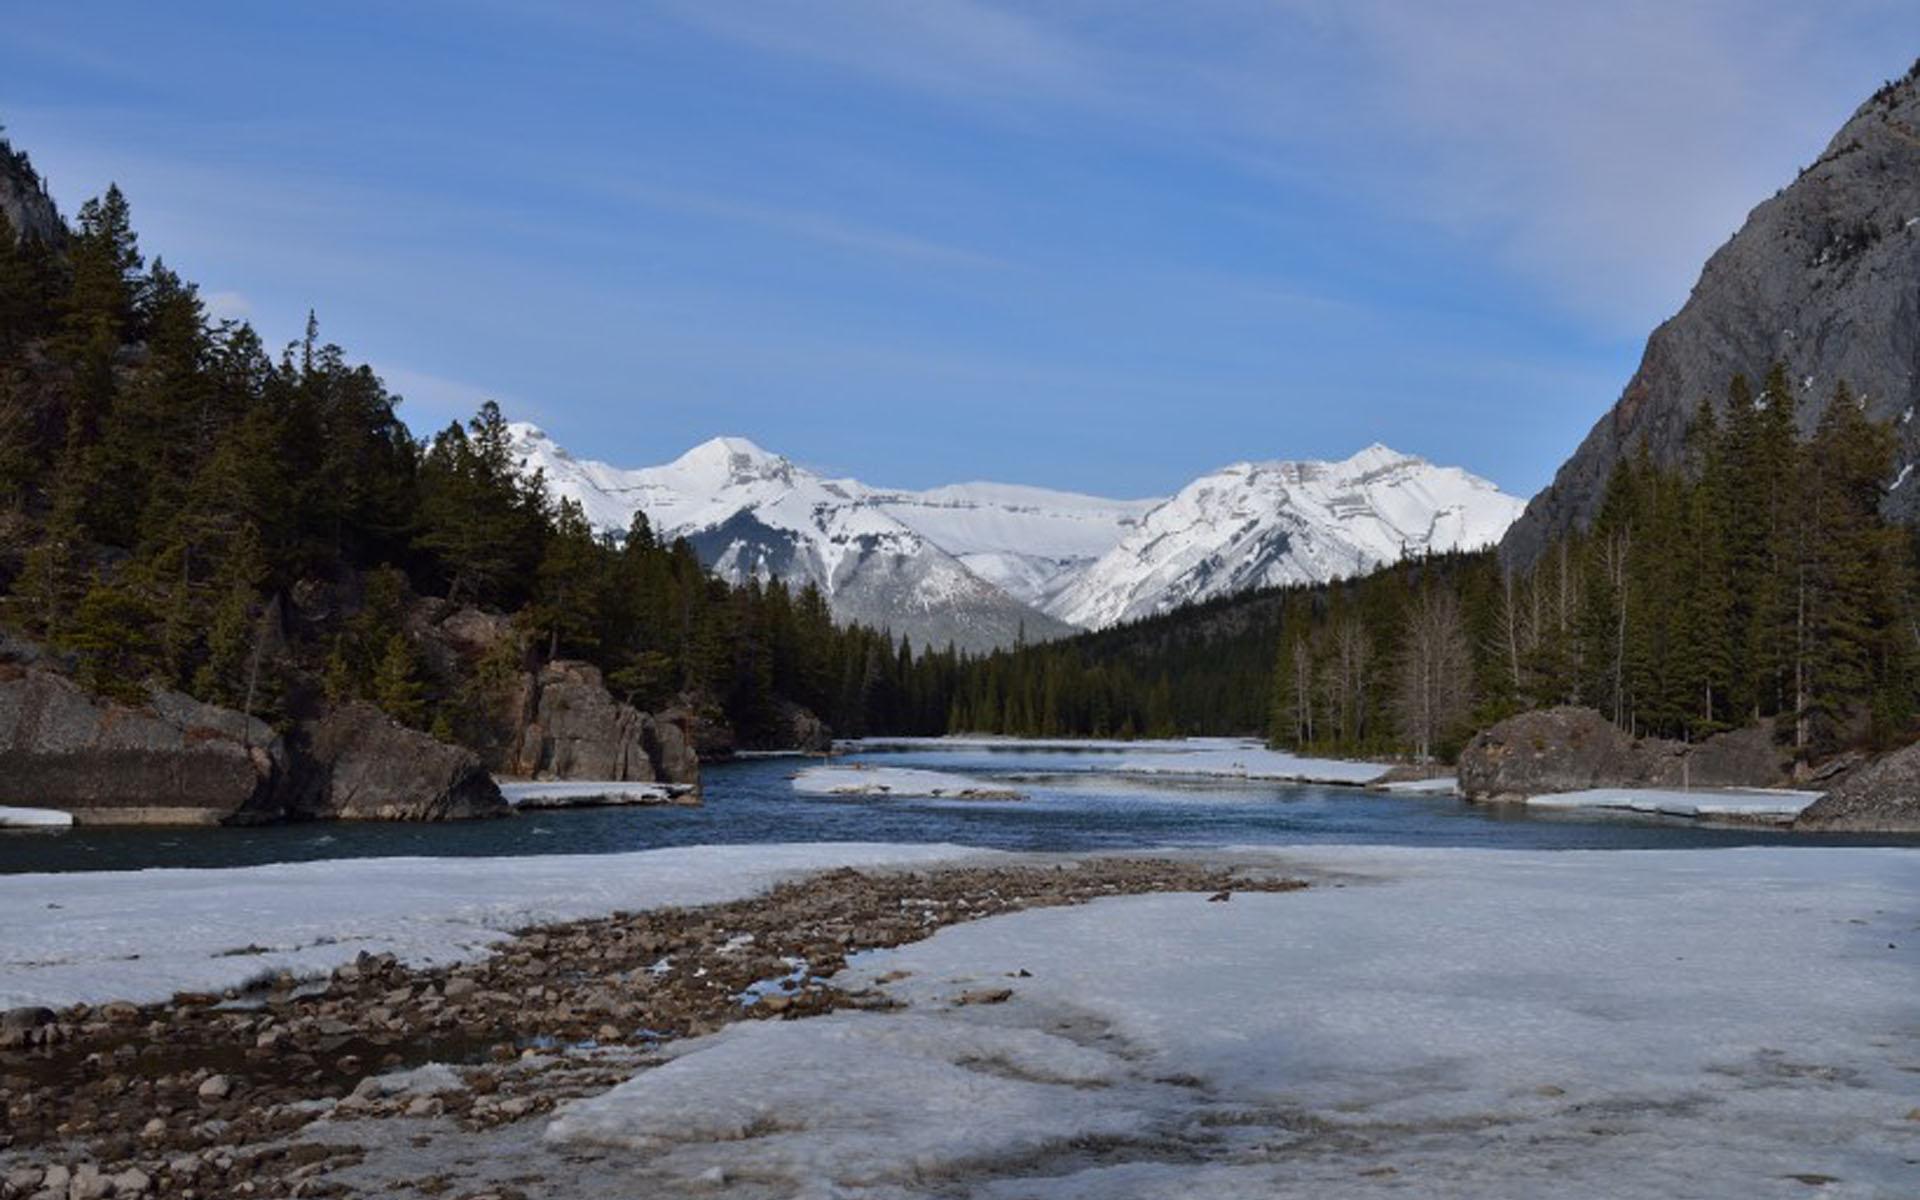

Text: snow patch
xmin=0 ymin=843 xmax=998 ymax=1009
xmin=499 ymin=781 xmax=687 ymax=808
xmin=792 ymin=765 xmax=1024 ymax=799
xmin=547 ymin=846 xmax=1920 ymax=1195
xmin=0 ymin=806 xmax=73 ymax=828
xmin=1524 ymin=787 xmax=1822 ymax=823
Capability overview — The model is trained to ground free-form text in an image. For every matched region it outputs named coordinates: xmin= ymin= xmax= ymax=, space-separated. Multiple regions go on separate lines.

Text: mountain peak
xmin=669 ymin=436 xmax=796 ymax=486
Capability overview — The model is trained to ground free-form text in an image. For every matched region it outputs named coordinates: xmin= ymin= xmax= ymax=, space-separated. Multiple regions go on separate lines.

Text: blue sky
xmin=3 ymin=3 xmax=1913 ymax=498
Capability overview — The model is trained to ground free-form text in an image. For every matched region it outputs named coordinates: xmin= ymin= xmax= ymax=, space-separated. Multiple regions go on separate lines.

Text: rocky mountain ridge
xmin=510 ymin=428 xmax=1525 ymax=646
xmin=1504 ymin=60 xmax=1920 ymax=563
xmin=1052 ymin=444 xmax=1525 ymax=629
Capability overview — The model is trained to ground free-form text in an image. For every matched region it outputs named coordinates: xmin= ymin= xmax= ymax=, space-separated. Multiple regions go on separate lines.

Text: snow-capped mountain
xmin=507 ymin=427 xmax=1526 ymax=647
xmin=1048 ymin=445 xmax=1527 ymax=629
xmin=506 ymin=426 xmax=1148 ymax=653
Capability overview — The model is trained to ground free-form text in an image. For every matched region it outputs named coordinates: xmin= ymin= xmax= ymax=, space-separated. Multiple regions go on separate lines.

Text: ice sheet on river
xmin=1525 ymin=786 xmax=1822 ymax=823
xmin=0 ymin=843 xmax=995 ymax=1009
xmin=548 ymin=845 xmax=1920 ymax=1198
xmin=792 ymin=765 xmax=1024 ymax=799
xmin=848 ymin=735 xmax=1389 ymax=785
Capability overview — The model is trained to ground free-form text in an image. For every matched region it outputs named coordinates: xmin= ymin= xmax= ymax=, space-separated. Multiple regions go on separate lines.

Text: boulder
xmin=648 ymin=710 xmax=701 ymax=788
xmin=1458 ymin=707 xmax=1640 ymax=801
xmin=0 ymin=664 xmax=284 ymax=824
xmin=506 ymin=660 xmax=660 ymax=782
xmin=284 ymin=702 xmax=507 ymax=821
xmin=1458 ymin=707 xmax=1789 ymax=801
xmin=764 ymin=698 xmax=832 ymax=754
xmin=1795 ymin=741 xmax=1920 ymax=832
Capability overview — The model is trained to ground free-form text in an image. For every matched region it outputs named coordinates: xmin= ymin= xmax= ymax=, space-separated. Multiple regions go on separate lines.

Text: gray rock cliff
xmin=1505 ymin=62 xmax=1920 ymax=563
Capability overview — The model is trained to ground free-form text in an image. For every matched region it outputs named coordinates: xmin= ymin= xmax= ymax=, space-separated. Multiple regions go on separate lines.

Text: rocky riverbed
xmin=0 ymin=859 xmax=1302 ymax=1199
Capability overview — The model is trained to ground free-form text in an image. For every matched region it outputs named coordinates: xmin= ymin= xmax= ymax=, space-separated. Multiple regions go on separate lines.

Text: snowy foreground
xmin=792 ymin=766 xmax=1024 ymax=799
xmin=5 ymin=843 xmax=1916 ymax=1196
xmin=546 ymin=845 xmax=1919 ymax=1198
xmin=0 ymin=843 xmax=992 ymax=1009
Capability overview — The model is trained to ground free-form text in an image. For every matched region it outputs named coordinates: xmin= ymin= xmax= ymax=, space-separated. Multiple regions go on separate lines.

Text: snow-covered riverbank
xmin=0 ymin=843 xmax=995 ymax=1009
xmin=546 ymin=844 xmax=1920 ymax=1197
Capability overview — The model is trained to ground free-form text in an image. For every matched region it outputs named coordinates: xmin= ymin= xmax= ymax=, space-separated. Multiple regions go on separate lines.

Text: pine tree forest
xmin=3 ymin=165 xmax=1914 ymax=766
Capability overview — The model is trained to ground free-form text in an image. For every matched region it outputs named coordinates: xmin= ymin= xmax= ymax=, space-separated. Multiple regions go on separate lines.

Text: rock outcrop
xmin=0 ymin=141 xmax=62 ymax=247
xmin=1504 ymin=62 xmax=1920 ymax=564
xmin=504 ymin=660 xmax=701 ymax=790
xmin=1458 ymin=707 xmax=1790 ymax=801
xmin=767 ymin=698 xmax=833 ymax=755
xmin=0 ymin=663 xmax=285 ymax=825
xmin=283 ymin=703 xmax=507 ymax=821
xmin=1794 ymin=741 xmax=1920 ymax=832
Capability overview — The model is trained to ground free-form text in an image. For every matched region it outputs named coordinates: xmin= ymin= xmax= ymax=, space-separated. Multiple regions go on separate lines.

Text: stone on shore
xmin=1796 ymin=739 xmax=1920 ymax=832
xmin=283 ymin=702 xmax=507 ymax=821
xmin=1458 ymin=706 xmax=1789 ymax=801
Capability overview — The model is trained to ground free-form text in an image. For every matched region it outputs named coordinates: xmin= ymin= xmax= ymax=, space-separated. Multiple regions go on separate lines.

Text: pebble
xmin=197 ymin=1074 xmax=232 ymax=1101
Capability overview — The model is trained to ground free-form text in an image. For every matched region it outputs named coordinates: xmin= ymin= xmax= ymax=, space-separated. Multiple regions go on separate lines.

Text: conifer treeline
xmin=4 ymin=168 xmax=1913 ymax=762
xmin=938 ymin=367 xmax=1919 ymax=764
xmin=0 ymin=171 xmax=942 ymax=743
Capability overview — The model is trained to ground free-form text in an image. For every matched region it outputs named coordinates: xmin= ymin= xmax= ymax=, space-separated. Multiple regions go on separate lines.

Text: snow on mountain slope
xmin=866 ymin=482 xmax=1158 ymax=611
xmin=1049 ymin=444 xmax=1526 ymax=629
xmin=507 ymin=426 xmax=1089 ymax=653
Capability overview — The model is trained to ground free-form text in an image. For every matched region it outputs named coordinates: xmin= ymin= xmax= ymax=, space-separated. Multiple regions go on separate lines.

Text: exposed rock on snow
xmin=1051 ymin=444 xmax=1524 ymax=628
xmin=1458 ymin=707 xmax=1789 ymax=801
xmin=791 ymin=765 xmax=1024 ymax=799
xmin=0 ymin=842 xmax=995 ymax=1010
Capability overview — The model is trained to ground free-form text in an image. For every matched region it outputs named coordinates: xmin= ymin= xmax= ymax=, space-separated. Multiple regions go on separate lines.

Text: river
xmin=2 ymin=741 xmax=1909 ymax=875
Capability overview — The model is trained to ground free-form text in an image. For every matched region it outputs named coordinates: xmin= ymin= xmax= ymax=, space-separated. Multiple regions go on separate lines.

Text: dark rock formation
xmin=0 ymin=141 xmax=62 ymax=246
xmin=1459 ymin=707 xmax=1790 ymax=800
xmin=283 ymin=702 xmax=506 ymax=821
xmin=502 ymin=660 xmax=700 ymax=790
xmin=506 ymin=660 xmax=654 ymax=781
xmin=1504 ymin=62 xmax=1920 ymax=564
xmin=0 ymin=663 xmax=284 ymax=824
xmin=1795 ymin=741 xmax=1920 ymax=832
xmin=767 ymin=698 xmax=833 ymax=754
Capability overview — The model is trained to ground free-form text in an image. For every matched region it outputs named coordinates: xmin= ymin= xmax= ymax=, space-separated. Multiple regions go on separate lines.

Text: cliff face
xmin=0 ymin=141 xmax=62 ymax=245
xmin=1504 ymin=62 xmax=1920 ymax=564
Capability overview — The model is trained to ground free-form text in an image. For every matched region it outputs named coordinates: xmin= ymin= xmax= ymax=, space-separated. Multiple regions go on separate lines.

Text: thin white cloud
xmin=614 ymin=182 xmax=1008 ymax=269
xmin=662 ymin=0 xmax=1915 ymax=335
xmin=375 ymin=364 xmax=535 ymax=432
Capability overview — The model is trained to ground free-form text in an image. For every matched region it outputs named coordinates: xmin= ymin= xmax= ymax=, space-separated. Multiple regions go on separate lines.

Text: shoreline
xmin=0 ymin=857 xmax=1301 ymax=1198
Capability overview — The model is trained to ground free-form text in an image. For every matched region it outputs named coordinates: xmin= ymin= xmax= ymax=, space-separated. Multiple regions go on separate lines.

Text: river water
xmin=0 ymin=742 xmax=1908 ymax=875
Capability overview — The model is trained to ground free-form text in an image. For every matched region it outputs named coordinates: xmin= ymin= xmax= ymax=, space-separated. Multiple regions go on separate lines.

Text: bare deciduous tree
xmin=1396 ymin=585 xmax=1473 ymax=762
